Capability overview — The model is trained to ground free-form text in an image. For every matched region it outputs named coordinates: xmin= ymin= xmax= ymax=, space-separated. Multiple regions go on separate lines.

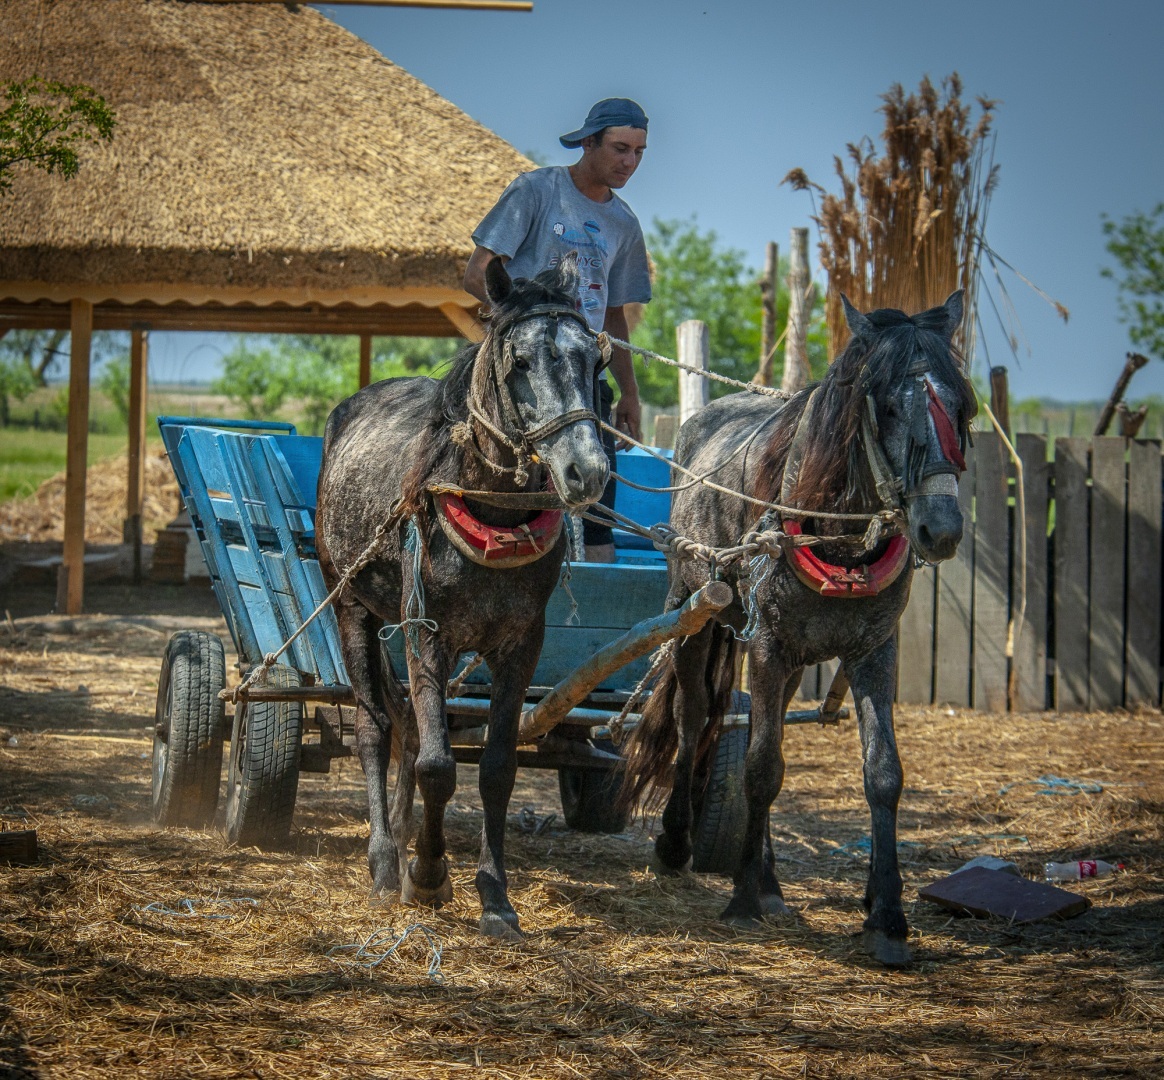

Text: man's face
xmin=583 ymin=125 xmax=647 ymax=189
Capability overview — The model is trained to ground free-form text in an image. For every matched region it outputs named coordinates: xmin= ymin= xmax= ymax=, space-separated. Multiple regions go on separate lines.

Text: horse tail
xmin=617 ymin=622 xmax=742 ymax=815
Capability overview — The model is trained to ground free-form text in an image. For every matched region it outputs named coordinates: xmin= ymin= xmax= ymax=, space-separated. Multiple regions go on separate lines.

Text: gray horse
xmin=316 ymin=256 xmax=608 ymax=940
xmin=620 ymin=291 xmax=976 ymax=966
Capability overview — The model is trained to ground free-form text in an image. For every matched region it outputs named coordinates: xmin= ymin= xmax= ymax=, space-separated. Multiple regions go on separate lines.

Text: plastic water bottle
xmin=1043 ymin=859 xmax=1122 ymax=881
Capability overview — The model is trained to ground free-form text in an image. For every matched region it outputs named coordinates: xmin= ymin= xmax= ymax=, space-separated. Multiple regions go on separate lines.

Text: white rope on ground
xmin=607 ymin=335 xmax=792 ymax=399
xmin=327 ymin=923 xmax=444 ymax=982
xmin=132 ymin=897 xmax=258 ymax=919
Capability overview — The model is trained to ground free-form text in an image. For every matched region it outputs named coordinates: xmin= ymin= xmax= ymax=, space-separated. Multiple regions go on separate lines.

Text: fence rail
xmin=802 ymin=434 xmax=1163 ymax=712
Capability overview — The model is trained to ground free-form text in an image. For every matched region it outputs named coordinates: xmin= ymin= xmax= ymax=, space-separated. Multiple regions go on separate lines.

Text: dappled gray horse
xmin=621 ymin=292 xmax=975 ymax=966
xmin=316 ymin=256 xmax=608 ymax=940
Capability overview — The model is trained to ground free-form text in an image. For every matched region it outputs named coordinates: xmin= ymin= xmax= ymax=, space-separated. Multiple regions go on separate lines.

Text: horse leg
xmin=846 ymin=636 xmax=910 ymax=967
xmin=653 ymin=621 xmax=716 ymax=874
xmin=474 ymin=625 xmax=543 ymax=942
xmin=401 ymin=636 xmax=456 ymax=908
xmin=335 ymin=599 xmax=404 ymax=900
xmin=757 ymin=667 xmax=804 ymax=917
xmin=720 ymin=640 xmax=789 ymax=927
xmin=388 ymin=703 xmax=419 ymax=886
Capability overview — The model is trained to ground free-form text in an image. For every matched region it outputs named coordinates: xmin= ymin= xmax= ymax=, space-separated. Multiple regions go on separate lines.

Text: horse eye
xmin=512 ymin=353 xmax=531 ymax=372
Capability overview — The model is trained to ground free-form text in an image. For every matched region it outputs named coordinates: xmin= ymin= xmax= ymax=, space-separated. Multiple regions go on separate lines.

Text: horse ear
xmin=941 ymin=289 xmax=964 ymax=340
xmin=841 ymin=293 xmax=875 ymax=339
xmin=555 ymin=250 xmax=581 ymax=297
xmin=485 ymin=256 xmax=514 ymax=305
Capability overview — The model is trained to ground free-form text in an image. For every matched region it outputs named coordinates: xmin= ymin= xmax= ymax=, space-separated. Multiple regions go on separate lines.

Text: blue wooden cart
xmin=150 ymin=416 xmax=835 ymax=868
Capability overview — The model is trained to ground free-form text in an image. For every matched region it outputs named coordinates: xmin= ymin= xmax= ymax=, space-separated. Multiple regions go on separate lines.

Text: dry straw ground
xmin=2 ymin=608 xmax=1162 ymax=1078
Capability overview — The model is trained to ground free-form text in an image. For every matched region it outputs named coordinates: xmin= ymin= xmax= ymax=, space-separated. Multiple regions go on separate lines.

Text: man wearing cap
xmin=464 ymin=98 xmax=651 ymax=563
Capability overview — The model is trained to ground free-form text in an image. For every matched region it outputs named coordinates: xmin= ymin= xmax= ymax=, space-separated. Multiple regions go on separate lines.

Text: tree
xmin=97 ymin=354 xmax=131 ymax=428
xmin=0 ymin=77 xmax=115 ymax=195
xmin=631 ymin=217 xmax=827 ymax=407
xmin=0 ymin=354 xmax=36 ymax=426
xmin=214 ymin=334 xmax=462 ymax=434
xmin=1102 ymin=204 xmax=1164 ymax=360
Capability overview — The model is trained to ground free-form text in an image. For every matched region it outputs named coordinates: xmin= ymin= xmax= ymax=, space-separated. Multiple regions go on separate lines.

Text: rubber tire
xmin=558 ymin=739 xmax=630 ymax=834
xmin=152 ymin=630 xmax=227 ymax=828
xmin=224 ymin=664 xmax=303 ymax=849
xmin=691 ymin=691 xmax=751 ymax=876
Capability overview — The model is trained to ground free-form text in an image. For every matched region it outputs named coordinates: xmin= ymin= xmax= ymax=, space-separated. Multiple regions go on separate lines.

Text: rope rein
xmin=607 ymin=334 xmax=792 ymax=400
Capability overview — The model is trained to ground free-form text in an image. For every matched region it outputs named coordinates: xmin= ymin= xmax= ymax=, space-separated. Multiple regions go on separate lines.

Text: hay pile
xmin=1 ymin=612 xmax=1162 ymax=1078
xmin=0 ymin=448 xmax=179 ymax=544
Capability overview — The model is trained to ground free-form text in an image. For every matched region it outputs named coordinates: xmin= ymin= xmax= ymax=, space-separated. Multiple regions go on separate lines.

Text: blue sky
xmin=151 ymin=0 xmax=1164 ymax=402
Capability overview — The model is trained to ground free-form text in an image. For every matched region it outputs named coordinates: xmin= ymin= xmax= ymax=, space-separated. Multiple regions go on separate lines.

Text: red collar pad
xmin=782 ymin=520 xmax=910 ymax=598
xmin=925 ymin=378 xmax=966 ymax=472
xmin=435 ymin=491 xmax=562 ymax=565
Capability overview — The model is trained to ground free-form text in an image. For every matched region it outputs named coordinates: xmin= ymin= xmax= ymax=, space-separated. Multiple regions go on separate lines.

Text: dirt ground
xmin=1 ymin=561 xmax=1163 ymax=1078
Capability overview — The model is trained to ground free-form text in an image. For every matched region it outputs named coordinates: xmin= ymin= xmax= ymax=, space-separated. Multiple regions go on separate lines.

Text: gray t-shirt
xmin=472 ymin=166 xmax=652 ymax=332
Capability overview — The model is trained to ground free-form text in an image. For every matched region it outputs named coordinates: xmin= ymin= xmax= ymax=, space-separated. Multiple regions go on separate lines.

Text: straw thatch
xmin=785 ymin=74 xmax=996 ymax=359
xmin=0 ymin=0 xmax=533 ymax=293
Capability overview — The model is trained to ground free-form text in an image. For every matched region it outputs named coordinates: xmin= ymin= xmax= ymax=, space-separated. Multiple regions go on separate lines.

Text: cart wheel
xmin=152 ymin=630 xmax=226 ymax=828
xmin=224 ymin=664 xmax=303 ymax=849
xmin=558 ymin=739 xmax=629 ymax=834
xmin=691 ymin=691 xmax=750 ymax=875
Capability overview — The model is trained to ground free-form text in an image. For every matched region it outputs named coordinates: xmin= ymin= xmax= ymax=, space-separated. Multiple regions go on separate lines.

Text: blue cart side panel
xmin=158 ymin=416 xmax=346 ymax=683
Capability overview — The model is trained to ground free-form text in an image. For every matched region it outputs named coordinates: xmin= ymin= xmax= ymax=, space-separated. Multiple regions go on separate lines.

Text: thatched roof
xmin=0 ymin=0 xmax=533 ymax=295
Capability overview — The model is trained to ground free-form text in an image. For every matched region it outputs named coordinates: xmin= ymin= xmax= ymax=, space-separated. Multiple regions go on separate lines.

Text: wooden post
xmin=1095 ymin=352 xmax=1149 ymax=436
xmin=1117 ymin=401 xmax=1149 ymax=438
xmin=989 ymin=366 xmax=1011 ymax=437
xmin=782 ymin=227 xmax=811 ymax=395
xmin=677 ymin=319 xmax=709 ymax=425
xmin=755 ymin=241 xmax=778 ymax=386
xmin=59 ymin=298 xmax=93 ymax=615
xmin=124 ymin=328 xmax=149 ymax=584
xmin=358 ymin=333 xmax=372 ymax=389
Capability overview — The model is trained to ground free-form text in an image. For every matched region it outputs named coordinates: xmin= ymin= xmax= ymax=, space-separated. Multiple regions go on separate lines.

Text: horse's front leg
xmin=720 ymin=633 xmax=789 ymax=927
xmin=401 ymin=631 xmax=456 ymax=908
xmin=845 ymin=635 xmax=910 ymax=967
xmin=475 ymin=621 xmax=544 ymax=942
xmin=757 ymin=667 xmax=804 ymax=916
xmin=654 ymin=619 xmax=715 ymax=873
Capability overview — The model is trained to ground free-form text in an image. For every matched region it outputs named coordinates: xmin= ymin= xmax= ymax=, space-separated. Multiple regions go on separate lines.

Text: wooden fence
xmin=801 ymin=434 xmax=1164 ymax=712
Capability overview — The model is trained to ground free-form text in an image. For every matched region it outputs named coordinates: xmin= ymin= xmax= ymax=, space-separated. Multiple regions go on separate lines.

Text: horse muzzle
xmin=539 ymin=425 xmax=609 ymax=508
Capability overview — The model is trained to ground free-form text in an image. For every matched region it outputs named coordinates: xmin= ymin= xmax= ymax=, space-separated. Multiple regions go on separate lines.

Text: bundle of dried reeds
xmin=785 ymin=74 xmax=997 ymax=358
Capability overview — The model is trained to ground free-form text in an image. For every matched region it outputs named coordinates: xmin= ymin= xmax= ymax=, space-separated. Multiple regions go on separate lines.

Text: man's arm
xmin=603 ymin=305 xmax=642 ymax=444
xmin=463 ymin=246 xmax=508 ymax=305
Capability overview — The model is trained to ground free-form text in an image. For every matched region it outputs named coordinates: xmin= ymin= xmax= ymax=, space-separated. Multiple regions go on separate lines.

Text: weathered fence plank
xmin=898 ymin=565 xmax=936 ymax=703
xmin=1013 ymin=435 xmax=1050 ymax=711
xmin=935 ymin=450 xmax=975 ymax=706
xmin=1054 ymin=438 xmax=1091 ymax=710
xmin=1089 ymin=439 xmax=1127 ymax=709
xmin=1125 ymin=439 xmax=1161 ymax=708
xmin=972 ymin=432 xmax=1009 ymax=711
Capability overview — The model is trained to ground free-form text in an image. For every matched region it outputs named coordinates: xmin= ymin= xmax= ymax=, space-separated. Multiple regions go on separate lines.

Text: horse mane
xmin=398 ymin=267 xmax=581 ymax=521
xmin=753 ymin=302 xmax=977 ymax=518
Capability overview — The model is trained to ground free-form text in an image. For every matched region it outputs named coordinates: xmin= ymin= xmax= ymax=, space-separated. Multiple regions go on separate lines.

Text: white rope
xmin=607 ymin=335 xmax=792 ymax=399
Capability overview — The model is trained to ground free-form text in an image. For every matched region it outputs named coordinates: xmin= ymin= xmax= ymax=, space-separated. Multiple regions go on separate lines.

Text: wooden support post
xmin=124 ymin=328 xmax=149 ymax=583
xmin=1095 ymin=352 xmax=1149 ymax=436
xmin=755 ymin=241 xmax=778 ymax=387
xmin=358 ymin=333 xmax=372 ymax=389
xmin=782 ymin=227 xmax=811 ymax=395
xmin=677 ymin=319 xmax=709 ymax=425
xmin=59 ymin=298 xmax=93 ymax=615
xmin=989 ymin=366 xmax=1010 ymax=437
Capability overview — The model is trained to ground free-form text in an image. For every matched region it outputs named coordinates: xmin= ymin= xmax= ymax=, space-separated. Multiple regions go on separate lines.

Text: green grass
xmin=0 ymin=430 xmax=132 ymax=503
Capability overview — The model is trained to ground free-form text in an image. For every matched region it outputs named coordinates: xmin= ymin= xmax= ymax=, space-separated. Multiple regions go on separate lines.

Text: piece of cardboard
xmin=919 ymin=866 xmax=1091 ymax=922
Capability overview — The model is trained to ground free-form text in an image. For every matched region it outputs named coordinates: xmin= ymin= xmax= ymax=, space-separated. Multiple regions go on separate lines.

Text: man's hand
xmin=612 ymin=389 xmax=643 ymax=446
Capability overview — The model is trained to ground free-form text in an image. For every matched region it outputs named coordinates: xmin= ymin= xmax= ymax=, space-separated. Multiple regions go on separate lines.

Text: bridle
xmin=463 ymin=303 xmax=611 ymax=486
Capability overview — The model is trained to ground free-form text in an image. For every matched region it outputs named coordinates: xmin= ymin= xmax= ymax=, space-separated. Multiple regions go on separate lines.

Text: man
xmin=464 ymin=98 xmax=651 ymax=562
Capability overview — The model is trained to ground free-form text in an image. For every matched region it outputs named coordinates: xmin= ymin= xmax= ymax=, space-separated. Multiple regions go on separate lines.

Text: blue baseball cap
xmin=559 ymin=98 xmax=649 ymax=149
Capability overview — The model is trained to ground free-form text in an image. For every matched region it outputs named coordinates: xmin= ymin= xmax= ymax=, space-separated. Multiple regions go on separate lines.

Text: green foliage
xmin=1102 ymin=204 xmax=1164 ymax=360
xmin=213 ymin=334 xmax=462 ymax=434
xmin=0 ymin=355 xmax=36 ymax=426
xmin=630 ymin=217 xmax=828 ymax=407
xmin=97 ymin=354 xmax=131 ymax=428
xmin=0 ymin=77 xmax=115 ymax=195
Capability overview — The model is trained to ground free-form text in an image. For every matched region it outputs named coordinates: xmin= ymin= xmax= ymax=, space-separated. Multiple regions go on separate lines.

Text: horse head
xmin=839 ymin=290 xmax=976 ymax=563
xmin=479 ymin=255 xmax=609 ymax=507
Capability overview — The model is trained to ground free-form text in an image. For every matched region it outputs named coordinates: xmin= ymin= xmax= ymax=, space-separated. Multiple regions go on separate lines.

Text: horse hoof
xmin=863 ymin=929 xmax=912 ymax=968
xmin=759 ymin=894 xmax=793 ymax=918
xmin=479 ymin=912 xmax=524 ymax=943
xmin=401 ymin=862 xmax=453 ymax=908
xmin=719 ymin=906 xmax=764 ymax=930
xmin=650 ymin=852 xmax=692 ymax=877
